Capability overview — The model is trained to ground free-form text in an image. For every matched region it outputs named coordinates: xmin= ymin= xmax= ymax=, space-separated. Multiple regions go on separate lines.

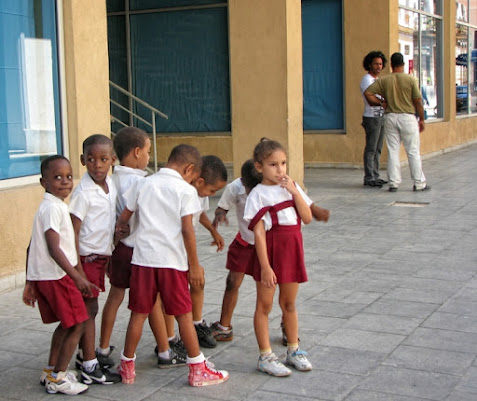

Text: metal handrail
xmin=109 ymin=81 xmax=168 ymax=172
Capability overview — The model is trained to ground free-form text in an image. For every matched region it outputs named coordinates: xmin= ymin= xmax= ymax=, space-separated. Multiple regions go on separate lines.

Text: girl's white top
xmin=244 ymin=183 xmax=312 ymax=231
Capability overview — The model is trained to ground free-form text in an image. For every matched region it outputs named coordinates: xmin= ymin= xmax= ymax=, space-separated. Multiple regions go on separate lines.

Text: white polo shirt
xmin=69 ymin=173 xmax=117 ymax=256
xmin=244 ymin=183 xmax=312 ymax=231
xmin=27 ymin=193 xmax=77 ymax=281
xmin=124 ymin=167 xmax=202 ymax=271
xmin=218 ymin=178 xmax=255 ymax=245
xmin=112 ymin=165 xmax=147 ymax=248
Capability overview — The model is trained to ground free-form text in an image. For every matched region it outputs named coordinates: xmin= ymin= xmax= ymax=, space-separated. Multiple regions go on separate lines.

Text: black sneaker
xmin=195 ymin=320 xmax=217 ymax=348
xmin=157 ymin=349 xmax=187 ymax=368
xmin=76 ymin=346 xmax=115 ymax=370
xmin=80 ymin=364 xmax=121 ymax=385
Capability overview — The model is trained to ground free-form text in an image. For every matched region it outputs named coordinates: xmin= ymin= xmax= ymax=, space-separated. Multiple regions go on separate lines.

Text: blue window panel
xmin=130 ymin=0 xmax=225 ymax=11
xmin=302 ymin=0 xmax=343 ymax=130
xmin=0 ymin=0 xmax=62 ymax=180
xmin=130 ymin=7 xmax=230 ymax=132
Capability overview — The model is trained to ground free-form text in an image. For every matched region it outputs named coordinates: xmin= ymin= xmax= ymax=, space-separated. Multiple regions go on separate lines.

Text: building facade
xmin=1 ymin=0 xmax=476 ymax=287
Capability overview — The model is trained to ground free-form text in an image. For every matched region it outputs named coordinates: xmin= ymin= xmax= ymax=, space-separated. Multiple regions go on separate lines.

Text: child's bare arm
xmin=115 ymin=207 xmax=133 ymax=245
xmin=280 ymin=176 xmax=312 ymax=224
xmin=212 ymin=207 xmax=229 ymax=228
xmin=310 ymin=203 xmax=330 ymax=222
xmin=70 ymin=214 xmax=87 ymax=278
xmin=199 ymin=211 xmax=224 ymax=251
xmin=253 ymin=220 xmax=276 ymax=289
xmin=45 ymin=228 xmax=99 ymax=296
xmin=23 ymin=242 xmax=37 ymax=307
xmin=182 ymin=214 xmax=205 ymax=287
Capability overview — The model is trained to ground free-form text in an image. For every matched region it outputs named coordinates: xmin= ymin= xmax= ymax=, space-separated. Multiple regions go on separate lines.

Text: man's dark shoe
xmin=413 ymin=185 xmax=431 ymax=192
xmin=388 ymin=187 xmax=398 ymax=192
xmin=363 ymin=181 xmax=382 ymax=188
xmin=377 ymin=179 xmax=388 ymax=185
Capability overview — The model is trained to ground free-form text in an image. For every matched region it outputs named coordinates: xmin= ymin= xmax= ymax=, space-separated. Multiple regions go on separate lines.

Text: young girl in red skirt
xmin=244 ymin=138 xmax=313 ymax=377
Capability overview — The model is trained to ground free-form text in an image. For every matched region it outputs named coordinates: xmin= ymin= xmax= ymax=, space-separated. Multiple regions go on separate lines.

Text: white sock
xmin=217 ymin=323 xmax=230 ymax=331
xmin=83 ymin=358 xmax=98 ymax=372
xmin=193 ymin=319 xmax=204 ymax=326
xmin=168 ymin=335 xmax=178 ymax=342
xmin=158 ymin=349 xmax=171 ymax=359
xmin=186 ymin=352 xmax=205 ymax=365
xmin=96 ymin=346 xmax=110 ymax=356
xmin=120 ymin=350 xmax=136 ymax=361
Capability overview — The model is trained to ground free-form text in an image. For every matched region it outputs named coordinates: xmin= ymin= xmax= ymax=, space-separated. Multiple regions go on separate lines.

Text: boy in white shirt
xmin=116 ymin=145 xmax=229 ymax=387
xmin=69 ymin=134 xmax=121 ymax=385
xmin=22 ymin=155 xmax=96 ymax=395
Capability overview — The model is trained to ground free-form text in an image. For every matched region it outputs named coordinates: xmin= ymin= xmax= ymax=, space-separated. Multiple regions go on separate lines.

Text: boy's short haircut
xmin=240 ymin=159 xmax=261 ymax=189
xmin=113 ymin=127 xmax=149 ymax=161
xmin=82 ymin=134 xmax=113 ymax=153
xmin=167 ymin=144 xmax=202 ymax=173
xmin=201 ymin=155 xmax=228 ymax=185
xmin=41 ymin=155 xmax=70 ymax=177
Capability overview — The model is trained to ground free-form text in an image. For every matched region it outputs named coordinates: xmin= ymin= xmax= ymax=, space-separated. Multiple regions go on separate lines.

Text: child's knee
xmin=225 ymin=274 xmax=241 ymax=292
xmin=85 ymin=298 xmax=99 ymax=318
xmin=279 ymin=300 xmax=296 ymax=313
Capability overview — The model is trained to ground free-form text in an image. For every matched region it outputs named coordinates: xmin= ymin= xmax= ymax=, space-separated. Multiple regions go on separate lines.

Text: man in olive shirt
xmin=364 ymin=52 xmax=429 ymax=192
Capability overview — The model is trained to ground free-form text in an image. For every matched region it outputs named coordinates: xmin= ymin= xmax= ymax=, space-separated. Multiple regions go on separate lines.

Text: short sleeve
xmin=180 ymin=188 xmax=202 ymax=218
xmin=411 ymin=77 xmax=422 ymax=99
xmin=68 ymin=191 xmax=89 ymax=221
xmin=243 ymin=189 xmax=262 ymax=223
xmin=123 ymin=179 xmax=142 ymax=212
xmin=366 ymin=79 xmax=382 ymax=96
xmin=39 ymin=203 xmax=63 ymax=234
xmin=296 ymin=183 xmax=313 ymax=207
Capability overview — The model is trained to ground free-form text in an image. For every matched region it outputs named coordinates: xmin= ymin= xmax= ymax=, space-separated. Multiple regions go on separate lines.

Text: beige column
xmin=62 ymin=0 xmax=111 ymax=177
xmin=229 ymin=0 xmax=304 ymax=185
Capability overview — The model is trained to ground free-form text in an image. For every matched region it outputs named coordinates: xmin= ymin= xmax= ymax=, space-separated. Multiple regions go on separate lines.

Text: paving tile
xmin=357 ymin=366 xmax=460 ymax=400
xmin=363 ymin=299 xmax=438 ymax=319
xmin=422 ymin=311 xmax=477 ymax=334
xmin=404 ymin=327 xmax=477 ymax=353
xmin=383 ymin=345 xmax=476 ymax=375
xmin=321 ymin=328 xmax=405 ymax=353
xmin=343 ymin=313 xmax=422 ymax=335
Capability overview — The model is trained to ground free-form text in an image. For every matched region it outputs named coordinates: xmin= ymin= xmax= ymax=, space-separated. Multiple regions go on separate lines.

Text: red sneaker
xmin=188 ymin=359 xmax=229 ymax=387
xmin=117 ymin=359 xmax=135 ymax=384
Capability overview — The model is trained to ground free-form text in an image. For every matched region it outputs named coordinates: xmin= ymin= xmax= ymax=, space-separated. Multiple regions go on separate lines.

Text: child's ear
xmin=134 ymin=147 xmax=140 ymax=158
xmin=111 ymin=154 xmax=117 ymax=164
xmin=184 ymin=163 xmax=195 ymax=175
xmin=80 ymin=154 xmax=86 ymax=166
xmin=254 ymin=161 xmax=262 ymax=173
xmin=39 ymin=177 xmax=46 ymax=189
xmin=195 ymin=177 xmax=205 ymax=187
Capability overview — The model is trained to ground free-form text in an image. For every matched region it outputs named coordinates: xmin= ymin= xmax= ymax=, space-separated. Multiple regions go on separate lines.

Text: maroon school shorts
xmin=80 ymin=255 xmax=109 ymax=298
xmin=129 ymin=265 xmax=192 ymax=316
xmin=110 ymin=242 xmax=133 ymax=288
xmin=34 ymin=275 xmax=89 ymax=328
xmin=226 ymin=233 xmax=255 ymax=276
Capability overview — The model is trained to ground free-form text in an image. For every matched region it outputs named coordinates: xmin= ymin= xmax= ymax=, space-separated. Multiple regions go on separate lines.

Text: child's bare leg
xmin=123 ymin=311 xmax=148 ymax=358
xmin=190 ymin=282 xmax=204 ymax=322
xmin=99 ymin=286 xmax=125 ymax=349
xmin=278 ymin=283 xmax=299 ymax=345
xmin=148 ymin=294 xmax=169 ymax=353
xmin=48 ymin=323 xmax=68 ymax=367
xmin=254 ymin=281 xmax=275 ymax=351
xmin=165 ymin=312 xmax=175 ymax=338
xmin=219 ymin=271 xmax=244 ymax=327
xmin=176 ymin=312 xmax=200 ymax=357
xmin=54 ymin=322 xmax=85 ymax=372
xmin=81 ymin=297 xmax=99 ymax=361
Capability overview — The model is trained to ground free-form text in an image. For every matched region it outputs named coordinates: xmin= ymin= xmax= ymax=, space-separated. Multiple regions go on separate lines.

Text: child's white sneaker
xmin=286 ymin=349 xmax=312 ymax=371
xmin=45 ymin=371 xmax=89 ymax=395
xmin=257 ymin=353 xmax=292 ymax=377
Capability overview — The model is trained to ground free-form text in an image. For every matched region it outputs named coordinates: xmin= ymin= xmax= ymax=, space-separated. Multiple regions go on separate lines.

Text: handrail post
xmin=152 ymin=111 xmax=158 ymax=172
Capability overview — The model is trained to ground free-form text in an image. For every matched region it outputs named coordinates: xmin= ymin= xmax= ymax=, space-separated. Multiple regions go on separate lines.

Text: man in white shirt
xmin=360 ymin=50 xmax=388 ymax=188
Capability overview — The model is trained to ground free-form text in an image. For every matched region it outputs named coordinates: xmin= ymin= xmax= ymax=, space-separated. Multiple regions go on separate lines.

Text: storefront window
xmin=399 ymin=0 xmax=443 ymax=120
xmin=455 ymin=1 xmax=477 ymax=115
xmin=0 ymin=1 xmax=63 ymax=181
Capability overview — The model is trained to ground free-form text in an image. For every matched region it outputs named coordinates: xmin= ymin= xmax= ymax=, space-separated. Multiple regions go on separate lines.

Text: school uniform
xmin=218 ymin=178 xmax=255 ymax=275
xmin=244 ymin=183 xmax=312 ymax=284
xmin=123 ymin=167 xmax=202 ymax=316
xmin=69 ymin=173 xmax=117 ymax=297
xmin=110 ymin=165 xmax=147 ymax=288
xmin=27 ymin=193 xmax=88 ymax=328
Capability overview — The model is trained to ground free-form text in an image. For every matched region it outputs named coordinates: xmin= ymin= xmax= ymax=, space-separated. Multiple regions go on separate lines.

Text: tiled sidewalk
xmin=1 ymin=143 xmax=477 ymax=400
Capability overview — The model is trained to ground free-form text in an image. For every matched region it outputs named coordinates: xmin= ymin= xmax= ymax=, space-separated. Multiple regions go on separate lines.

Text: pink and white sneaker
xmin=117 ymin=359 xmax=135 ymax=384
xmin=188 ymin=359 xmax=229 ymax=387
